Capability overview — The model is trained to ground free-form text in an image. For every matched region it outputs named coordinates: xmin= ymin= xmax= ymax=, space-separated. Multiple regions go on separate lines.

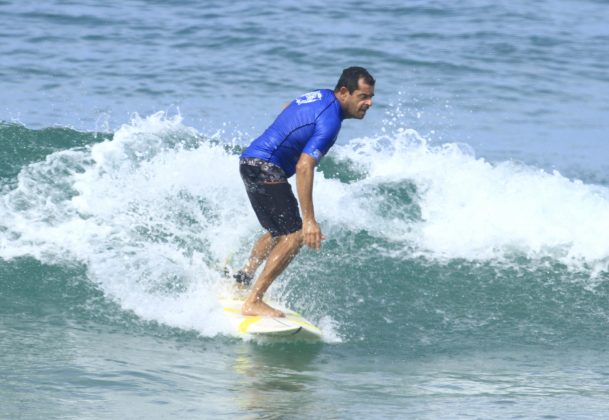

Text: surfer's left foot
xmin=242 ymin=299 xmax=285 ymax=317
xmin=232 ymin=283 xmax=250 ymax=300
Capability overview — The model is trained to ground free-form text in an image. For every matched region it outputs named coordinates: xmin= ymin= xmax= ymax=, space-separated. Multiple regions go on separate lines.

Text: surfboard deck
xmin=220 ymin=297 xmax=322 ymax=341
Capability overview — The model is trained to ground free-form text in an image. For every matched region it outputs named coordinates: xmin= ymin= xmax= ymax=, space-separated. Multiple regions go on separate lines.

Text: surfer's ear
xmin=338 ymin=86 xmax=350 ymax=96
xmin=336 ymin=86 xmax=350 ymax=103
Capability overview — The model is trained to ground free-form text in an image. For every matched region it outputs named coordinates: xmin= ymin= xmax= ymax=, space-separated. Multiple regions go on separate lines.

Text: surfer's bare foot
xmin=231 ymin=284 xmax=248 ymax=299
xmin=233 ymin=281 xmax=249 ymax=291
xmin=242 ymin=299 xmax=285 ymax=317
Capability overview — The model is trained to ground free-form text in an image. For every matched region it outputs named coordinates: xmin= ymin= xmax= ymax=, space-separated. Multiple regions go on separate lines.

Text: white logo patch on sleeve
xmin=296 ymin=91 xmax=322 ymax=105
xmin=310 ymin=149 xmax=323 ymax=161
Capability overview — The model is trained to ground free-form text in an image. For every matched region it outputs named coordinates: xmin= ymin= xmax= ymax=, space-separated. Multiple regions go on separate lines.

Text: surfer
xmin=234 ymin=66 xmax=375 ymax=317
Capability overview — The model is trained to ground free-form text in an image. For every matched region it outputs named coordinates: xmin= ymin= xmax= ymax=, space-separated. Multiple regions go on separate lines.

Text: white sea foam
xmin=1 ymin=113 xmax=608 ymax=338
xmin=1 ymin=113 xmax=247 ymax=337
xmin=330 ymin=129 xmax=609 ymax=270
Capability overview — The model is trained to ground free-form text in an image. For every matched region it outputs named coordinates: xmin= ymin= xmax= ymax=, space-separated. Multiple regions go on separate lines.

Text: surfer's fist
xmin=303 ymin=219 xmax=325 ymax=250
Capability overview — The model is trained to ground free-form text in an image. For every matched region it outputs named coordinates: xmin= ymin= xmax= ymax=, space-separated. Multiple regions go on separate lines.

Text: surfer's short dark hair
xmin=334 ymin=67 xmax=375 ymax=93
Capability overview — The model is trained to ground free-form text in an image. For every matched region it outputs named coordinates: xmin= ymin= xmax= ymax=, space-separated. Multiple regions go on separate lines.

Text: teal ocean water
xmin=2 ymin=1 xmax=609 ymax=418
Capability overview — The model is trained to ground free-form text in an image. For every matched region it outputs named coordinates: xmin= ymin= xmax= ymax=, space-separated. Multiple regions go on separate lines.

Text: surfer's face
xmin=338 ymin=79 xmax=375 ymax=119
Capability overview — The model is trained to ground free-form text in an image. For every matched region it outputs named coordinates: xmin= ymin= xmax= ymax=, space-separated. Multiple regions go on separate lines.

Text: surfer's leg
xmin=234 ymin=232 xmax=278 ymax=288
xmin=241 ymin=232 xmax=278 ymax=276
xmin=241 ymin=229 xmax=303 ymax=317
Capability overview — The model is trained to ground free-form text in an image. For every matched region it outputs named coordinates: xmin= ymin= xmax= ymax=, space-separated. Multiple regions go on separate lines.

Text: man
xmin=234 ymin=67 xmax=375 ymax=317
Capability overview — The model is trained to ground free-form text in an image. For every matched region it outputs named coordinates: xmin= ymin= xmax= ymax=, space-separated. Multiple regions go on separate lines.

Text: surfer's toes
xmin=242 ymin=301 xmax=285 ymax=317
xmin=270 ymin=309 xmax=285 ymax=318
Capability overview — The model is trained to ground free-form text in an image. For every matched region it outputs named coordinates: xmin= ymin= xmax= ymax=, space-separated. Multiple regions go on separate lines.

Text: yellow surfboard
xmin=220 ymin=297 xmax=322 ymax=341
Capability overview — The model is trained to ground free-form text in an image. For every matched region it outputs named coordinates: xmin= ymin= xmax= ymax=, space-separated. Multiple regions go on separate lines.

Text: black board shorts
xmin=239 ymin=158 xmax=303 ymax=237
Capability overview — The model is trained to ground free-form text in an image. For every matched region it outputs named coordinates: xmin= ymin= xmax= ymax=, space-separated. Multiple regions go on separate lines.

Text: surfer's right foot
xmin=242 ymin=299 xmax=285 ymax=317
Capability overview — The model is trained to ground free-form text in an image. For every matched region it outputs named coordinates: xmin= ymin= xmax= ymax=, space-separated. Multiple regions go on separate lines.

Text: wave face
xmin=1 ymin=116 xmax=609 ymax=350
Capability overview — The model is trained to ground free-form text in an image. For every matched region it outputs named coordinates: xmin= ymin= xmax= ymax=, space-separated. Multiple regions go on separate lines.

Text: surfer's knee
xmin=285 ymin=229 xmax=304 ymax=251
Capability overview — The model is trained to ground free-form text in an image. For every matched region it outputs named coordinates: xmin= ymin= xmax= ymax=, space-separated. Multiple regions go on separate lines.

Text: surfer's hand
xmin=303 ymin=219 xmax=324 ymax=250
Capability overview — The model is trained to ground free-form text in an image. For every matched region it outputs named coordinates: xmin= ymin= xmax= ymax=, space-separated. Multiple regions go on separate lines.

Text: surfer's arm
xmin=295 ymin=153 xmax=323 ymax=250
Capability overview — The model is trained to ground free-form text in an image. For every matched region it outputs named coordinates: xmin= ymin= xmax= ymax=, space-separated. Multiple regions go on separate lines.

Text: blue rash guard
xmin=240 ymin=89 xmax=343 ymax=178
